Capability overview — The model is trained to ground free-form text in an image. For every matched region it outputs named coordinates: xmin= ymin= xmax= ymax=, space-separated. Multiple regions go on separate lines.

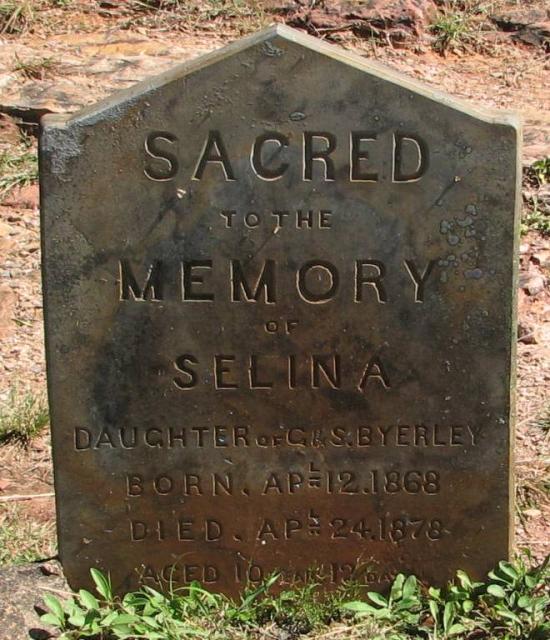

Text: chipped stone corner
xmin=40 ymin=115 xmax=83 ymax=176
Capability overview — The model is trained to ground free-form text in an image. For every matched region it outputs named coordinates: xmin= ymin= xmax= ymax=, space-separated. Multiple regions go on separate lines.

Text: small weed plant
xmin=0 ymin=0 xmax=33 ymax=34
xmin=0 ymin=131 xmax=38 ymax=198
xmin=522 ymin=199 xmax=550 ymax=236
xmin=13 ymin=52 xmax=59 ymax=79
xmin=429 ymin=1 xmax=492 ymax=55
xmin=0 ymin=0 xmax=72 ymax=34
xmin=522 ymin=157 xmax=550 ymax=236
xmin=531 ymin=158 xmax=550 ymax=186
xmin=127 ymin=0 xmax=268 ymax=34
xmin=0 ymin=386 xmax=49 ymax=445
xmin=41 ymin=555 xmax=549 ymax=639
xmin=0 ymin=504 xmax=56 ymax=564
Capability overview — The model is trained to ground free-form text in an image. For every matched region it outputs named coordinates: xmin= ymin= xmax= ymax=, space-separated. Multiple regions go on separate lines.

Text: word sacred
xmin=143 ymin=130 xmax=428 ymax=183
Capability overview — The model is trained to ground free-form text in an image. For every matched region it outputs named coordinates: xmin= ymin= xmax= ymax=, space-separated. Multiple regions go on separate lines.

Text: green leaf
xmin=43 ymin=594 xmax=64 ymax=620
xmin=428 ymin=586 xmax=441 ymax=600
xmin=456 ymin=570 xmax=472 ymax=590
xmin=402 ymin=575 xmax=417 ymax=599
xmin=448 ymin=623 xmax=466 ymax=636
xmin=462 ymin=599 xmax=474 ymax=613
xmin=443 ymin=601 xmax=455 ymax=633
xmin=112 ymin=613 xmax=142 ymax=625
xmin=83 ymin=608 xmax=101 ymax=627
xmin=343 ymin=601 xmax=379 ymax=615
xmin=63 ymin=598 xmax=78 ymax=616
xmin=525 ymin=574 xmax=537 ymax=588
xmin=90 ymin=568 xmax=112 ymax=600
xmin=488 ymin=570 xmax=507 ymax=584
xmin=390 ymin=573 xmax=405 ymax=601
xmin=394 ymin=597 xmax=420 ymax=612
xmin=429 ymin=599 xmax=439 ymax=622
xmin=497 ymin=607 xmax=522 ymax=623
xmin=140 ymin=614 xmax=161 ymax=627
xmin=487 ymin=584 xmax=507 ymax=599
xmin=367 ymin=591 xmax=388 ymax=608
xmin=112 ymin=625 xmax=134 ymax=638
xmin=517 ymin=595 xmax=532 ymax=609
xmin=532 ymin=596 xmax=549 ymax=612
xmin=78 ymin=589 xmax=99 ymax=610
xmin=498 ymin=561 xmax=519 ymax=581
xmin=40 ymin=612 xmax=62 ymax=627
xmin=68 ymin=612 xmax=86 ymax=627
xmin=101 ymin=610 xmax=119 ymax=626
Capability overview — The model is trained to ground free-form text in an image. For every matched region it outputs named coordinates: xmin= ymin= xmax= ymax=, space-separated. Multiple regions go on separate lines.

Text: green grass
xmin=0 ymin=0 xmax=72 ymax=34
xmin=40 ymin=556 xmax=549 ymax=639
xmin=0 ymin=504 xmax=56 ymax=565
xmin=13 ymin=53 xmax=59 ymax=79
xmin=127 ymin=0 xmax=269 ymax=34
xmin=429 ymin=1 xmax=491 ymax=54
xmin=531 ymin=158 xmax=550 ymax=186
xmin=0 ymin=0 xmax=33 ymax=34
xmin=0 ymin=387 xmax=49 ymax=445
xmin=0 ymin=133 xmax=38 ymax=198
xmin=522 ymin=157 xmax=550 ymax=236
xmin=522 ymin=199 xmax=550 ymax=237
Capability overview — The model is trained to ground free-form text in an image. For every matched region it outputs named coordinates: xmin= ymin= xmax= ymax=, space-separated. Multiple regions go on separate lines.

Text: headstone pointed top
xmin=40 ymin=24 xmax=520 ymax=596
xmin=43 ymin=24 xmax=520 ymax=130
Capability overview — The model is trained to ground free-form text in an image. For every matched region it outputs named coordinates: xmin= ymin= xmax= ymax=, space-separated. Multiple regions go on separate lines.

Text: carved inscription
xmin=74 ymin=423 xmax=481 ymax=450
xmin=41 ymin=26 xmax=517 ymax=596
xmin=119 ymin=258 xmax=438 ymax=304
xmin=143 ymin=130 xmax=428 ymax=183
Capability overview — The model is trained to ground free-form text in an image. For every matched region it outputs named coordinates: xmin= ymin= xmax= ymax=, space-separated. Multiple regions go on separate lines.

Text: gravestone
xmin=40 ymin=25 xmax=520 ymax=595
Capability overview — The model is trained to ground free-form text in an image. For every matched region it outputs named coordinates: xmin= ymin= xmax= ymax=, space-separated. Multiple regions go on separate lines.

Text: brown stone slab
xmin=39 ymin=25 xmax=521 ymax=596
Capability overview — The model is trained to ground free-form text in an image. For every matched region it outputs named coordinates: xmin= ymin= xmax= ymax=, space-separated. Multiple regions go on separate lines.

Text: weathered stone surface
xmin=40 ymin=25 xmax=520 ymax=596
xmin=0 ymin=561 xmax=68 ymax=640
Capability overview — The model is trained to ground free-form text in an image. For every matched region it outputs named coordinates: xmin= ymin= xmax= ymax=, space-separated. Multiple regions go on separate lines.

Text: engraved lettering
xmin=350 ymin=132 xmax=377 ymax=181
xmin=194 ymin=130 xmax=235 ymax=180
xmin=231 ymin=260 xmax=276 ymax=303
xmin=393 ymin=133 xmax=428 ymax=182
xmin=404 ymin=259 xmax=436 ymax=302
xmin=248 ymin=355 xmax=273 ymax=389
xmin=355 ymin=260 xmax=387 ymax=303
xmin=127 ymin=475 xmax=143 ymax=496
xmin=182 ymin=261 xmax=214 ymax=301
xmin=119 ymin=260 xmax=163 ymax=301
xmin=215 ymin=355 xmax=238 ymax=389
xmin=251 ymin=131 xmax=289 ymax=180
xmin=297 ymin=260 xmax=339 ymax=303
xmin=173 ymin=355 xmax=198 ymax=389
xmin=144 ymin=131 xmax=178 ymax=181
xmin=358 ymin=355 xmax=390 ymax=390
xmin=303 ymin=132 xmax=336 ymax=181
xmin=74 ymin=427 xmax=91 ymax=450
xmin=312 ymin=354 xmax=341 ymax=389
